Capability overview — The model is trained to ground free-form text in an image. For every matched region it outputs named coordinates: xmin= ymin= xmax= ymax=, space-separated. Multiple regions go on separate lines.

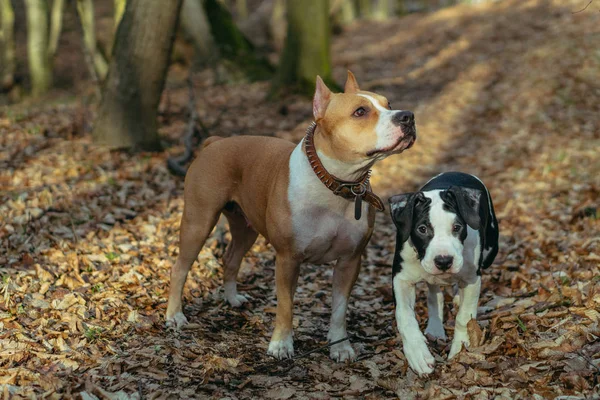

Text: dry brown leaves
xmin=1 ymin=0 xmax=600 ymax=398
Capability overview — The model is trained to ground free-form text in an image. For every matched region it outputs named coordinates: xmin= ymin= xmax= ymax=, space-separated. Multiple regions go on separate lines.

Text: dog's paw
xmin=448 ymin=330 xmax=469 ymax=359
xmin=267 ymin=335 xmax=294 ymax=359
xmin=226 ymin=293 xmax=249 ymax=307
xmin=425 ymin=323 xmax=447 ymax=341
xmin=165 ymin=312 xmax=188 ymax=329
xmin=403 ymin=335 xmax=435 ymax=375
xmin=330 ymin=340 xmax=356 ymax=363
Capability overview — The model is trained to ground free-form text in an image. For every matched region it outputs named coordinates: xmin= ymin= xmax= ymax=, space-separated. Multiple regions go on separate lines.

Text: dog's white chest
xmin=288 ymin=144 xmax=370 ymax=263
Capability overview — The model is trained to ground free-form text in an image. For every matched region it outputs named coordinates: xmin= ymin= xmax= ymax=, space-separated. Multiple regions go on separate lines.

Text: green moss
xmin=204 ymin=0 xmax=274 ymax=81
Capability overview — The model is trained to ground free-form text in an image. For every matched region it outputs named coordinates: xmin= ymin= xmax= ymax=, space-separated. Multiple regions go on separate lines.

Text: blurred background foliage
xmin=0 ymin=0 xmax=491 ymax=149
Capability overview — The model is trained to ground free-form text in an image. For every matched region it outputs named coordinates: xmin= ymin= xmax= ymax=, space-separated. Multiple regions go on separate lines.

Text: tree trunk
xmin=358 ymin=0 xmax=371 ymax=18
xmin=339 ymin=0 xmax=356 ymax=24
xmin=236 ymin=0 xmax=248 ymax=20
xmin=25 ymin=0 xmax=52 ymax=96
xmin=0 ymin=0 xmax=15 ymax=90
xmin=76 ymin=0 xmax=108 ymax=80
xmin=48 ymin=0 xmax=65 ymax=58
xmin=272 ymin=0 xmax=334 ymax=96
xmin=204 ymin=0 xmax=273 ymax=81
xmin=269 ymin=0 xmax=285 ymax=51
xmin=180 ymin=0 xmax=216 ymax=63
xmin=397 ymin=0 xmax=407 ymax=16
xmin=373 ymin=0 xmax=394 ymax=19
xmin=114 ymin=0 xmax=126 ymax=30
xmin=93 ymin=0 xmax=183 ymax=150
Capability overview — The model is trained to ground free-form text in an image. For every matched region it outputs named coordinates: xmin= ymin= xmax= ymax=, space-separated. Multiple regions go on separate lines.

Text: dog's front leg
xmin=328 ymin=255 xmax=361 ymax=362
xmin=267 ymin=254 xmax=300 ymax=359
xmin=449 ymin=275 xmax=481 ymax=359
xmin=395 ymin=277 xmax=435 ymax=375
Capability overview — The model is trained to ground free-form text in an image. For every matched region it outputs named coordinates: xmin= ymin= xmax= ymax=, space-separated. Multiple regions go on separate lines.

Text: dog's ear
xmin=313 ymin=76 xmax=332 ymax=121
xmin=446 ymin=186 xmax=482 ymax=230
xmin=389 ymin=193 xmax=419 ymax=244
xmin=344 ymin=70 xmax=360 ymax=93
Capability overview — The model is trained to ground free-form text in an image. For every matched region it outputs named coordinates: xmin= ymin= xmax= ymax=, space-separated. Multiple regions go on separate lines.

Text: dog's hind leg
xmin=166 ymin=204 xmax=221 ymax=328
xmin=425 ymin=283 xmax=447 ymax=340
xmin=222 ymin=205 xmax=258 ymax=307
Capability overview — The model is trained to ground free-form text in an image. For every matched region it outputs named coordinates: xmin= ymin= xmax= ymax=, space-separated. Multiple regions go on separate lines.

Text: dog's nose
xmin=392 ymin=111 xmax=415 ymax=127
xmin=434 ymin=255 xmax=453 ymax=271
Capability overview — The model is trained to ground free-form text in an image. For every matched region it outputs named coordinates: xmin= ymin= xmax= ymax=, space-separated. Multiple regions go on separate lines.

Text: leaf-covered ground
xmin=1 ymin=0 xmax=600 ymax=398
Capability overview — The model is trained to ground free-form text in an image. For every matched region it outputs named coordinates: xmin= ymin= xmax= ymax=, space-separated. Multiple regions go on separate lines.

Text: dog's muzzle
xmin=393 ymin=110 xmax=416 ymax=138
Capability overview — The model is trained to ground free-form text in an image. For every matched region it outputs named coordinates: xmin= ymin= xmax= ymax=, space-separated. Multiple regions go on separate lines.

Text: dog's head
xmin=389 ymin=187 xmax=482 ymax=275
xmin=312 ymin=71 xmax=416 ymax=163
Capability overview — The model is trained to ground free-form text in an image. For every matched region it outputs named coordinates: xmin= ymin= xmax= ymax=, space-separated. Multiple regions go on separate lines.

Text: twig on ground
xmin=577 ymin=345 xmax=600 ymax=373
xmin=572 ymin=0 xmax=593 ymax=13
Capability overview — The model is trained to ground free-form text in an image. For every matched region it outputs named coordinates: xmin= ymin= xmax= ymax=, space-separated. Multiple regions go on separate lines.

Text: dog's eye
xmin=452 ymin=224 xmax=462 ymax=233
xmin=353 ymin=107 xmax=367 ymax=117
xmin=417 ymin=225 xmax=428 ymax=234
xmin=388 ymin=102 xmax=392 ymax=110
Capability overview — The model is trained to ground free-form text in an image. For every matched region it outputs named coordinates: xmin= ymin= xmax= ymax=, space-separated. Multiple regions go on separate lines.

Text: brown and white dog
xmin=165 ymin=72 xmax=416 ymax=361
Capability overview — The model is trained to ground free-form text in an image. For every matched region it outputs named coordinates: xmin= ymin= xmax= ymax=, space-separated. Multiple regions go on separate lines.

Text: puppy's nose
xmin=392 ymin=111 xmax=415 ymax=127
xmin=434 ymin=255 xmax=453 ymax=271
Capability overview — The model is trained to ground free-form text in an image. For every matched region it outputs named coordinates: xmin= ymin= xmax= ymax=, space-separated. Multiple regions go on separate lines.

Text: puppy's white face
xmin=390 ymin=188 xmax=481 ymax=276
xmin=419 ymin=191 xmax=466 ymax=275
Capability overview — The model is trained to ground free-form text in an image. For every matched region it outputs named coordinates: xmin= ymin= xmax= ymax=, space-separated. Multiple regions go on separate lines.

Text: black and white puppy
xmin=388 ymin=172 xmax=499 ymax=375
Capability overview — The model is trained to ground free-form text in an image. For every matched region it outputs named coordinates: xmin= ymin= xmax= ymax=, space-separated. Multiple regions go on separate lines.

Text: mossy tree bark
xmin=204 ymin=0 xmax=273 ymax=81
xmin=25 ymin=0 xmax=52 ymax=96
xmin=93 ymin=0 xmax=183 ymax=150
xmin=272 ymin=0 xmax=334 ymax=96
xmin=0 ymin=0 xmax=15 ymax=90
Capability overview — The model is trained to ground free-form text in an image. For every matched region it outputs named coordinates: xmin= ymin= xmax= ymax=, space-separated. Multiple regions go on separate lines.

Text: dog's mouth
xmin=367 ymin=133 xmax=416 ymax=157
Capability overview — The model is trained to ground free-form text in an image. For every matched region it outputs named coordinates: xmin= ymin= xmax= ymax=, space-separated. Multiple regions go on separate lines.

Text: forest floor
xmin=1 ymin=0 xmax=600 ymax=398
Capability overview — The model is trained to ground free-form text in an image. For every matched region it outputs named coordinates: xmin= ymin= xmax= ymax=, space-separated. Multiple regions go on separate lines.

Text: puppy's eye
xmin=417 ymin=225 xmax=428 ymax=234
xmin=353 ymin=107 xmax=367 ymax=117
xmin=452 ymin=224 xmax=462 ymax=233
xmin=388 ymin=102 xmax=392 ymax=110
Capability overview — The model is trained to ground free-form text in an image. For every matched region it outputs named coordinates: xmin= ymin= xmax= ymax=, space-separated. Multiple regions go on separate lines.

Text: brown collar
xmin=304 ymin=122 xmax=385 ymax=220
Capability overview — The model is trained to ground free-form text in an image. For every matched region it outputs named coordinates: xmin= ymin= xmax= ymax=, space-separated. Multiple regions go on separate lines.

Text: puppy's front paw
xmin=165 ymin=312 xmax=188 ymax=329
xmin=267 ymin=335 xmax=294 ymax=359
xmin=403 ymin=336 xmax=435 ymax=375
xmin=448 ymin=330 xmax=469 ymax=359
xmin=226 ymin=293 xmax=248 ymax=307
xmin=330 ymin=340 xmax=356 ymax=363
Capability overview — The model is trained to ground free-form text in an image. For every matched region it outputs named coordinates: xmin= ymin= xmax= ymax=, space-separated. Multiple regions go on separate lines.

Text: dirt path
xmin=1 ymin=1 xmax=599 ymax=398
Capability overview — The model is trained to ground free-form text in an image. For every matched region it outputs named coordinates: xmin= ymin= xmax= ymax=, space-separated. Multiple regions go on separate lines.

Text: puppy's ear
xmin=446 ymin=186 xmax=482 ymax=230
xmin=313 ymin=76 xmax=332 ymax=121
xmin=344 ymin=70 xmax=360 ymax=93
xmin=389 ymin=193 xmax=419 ymax=244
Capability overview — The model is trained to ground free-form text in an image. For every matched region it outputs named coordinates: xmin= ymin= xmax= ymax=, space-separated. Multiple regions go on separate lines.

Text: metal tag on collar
xmin=352 ymin=184 xmax=367 ymax=220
